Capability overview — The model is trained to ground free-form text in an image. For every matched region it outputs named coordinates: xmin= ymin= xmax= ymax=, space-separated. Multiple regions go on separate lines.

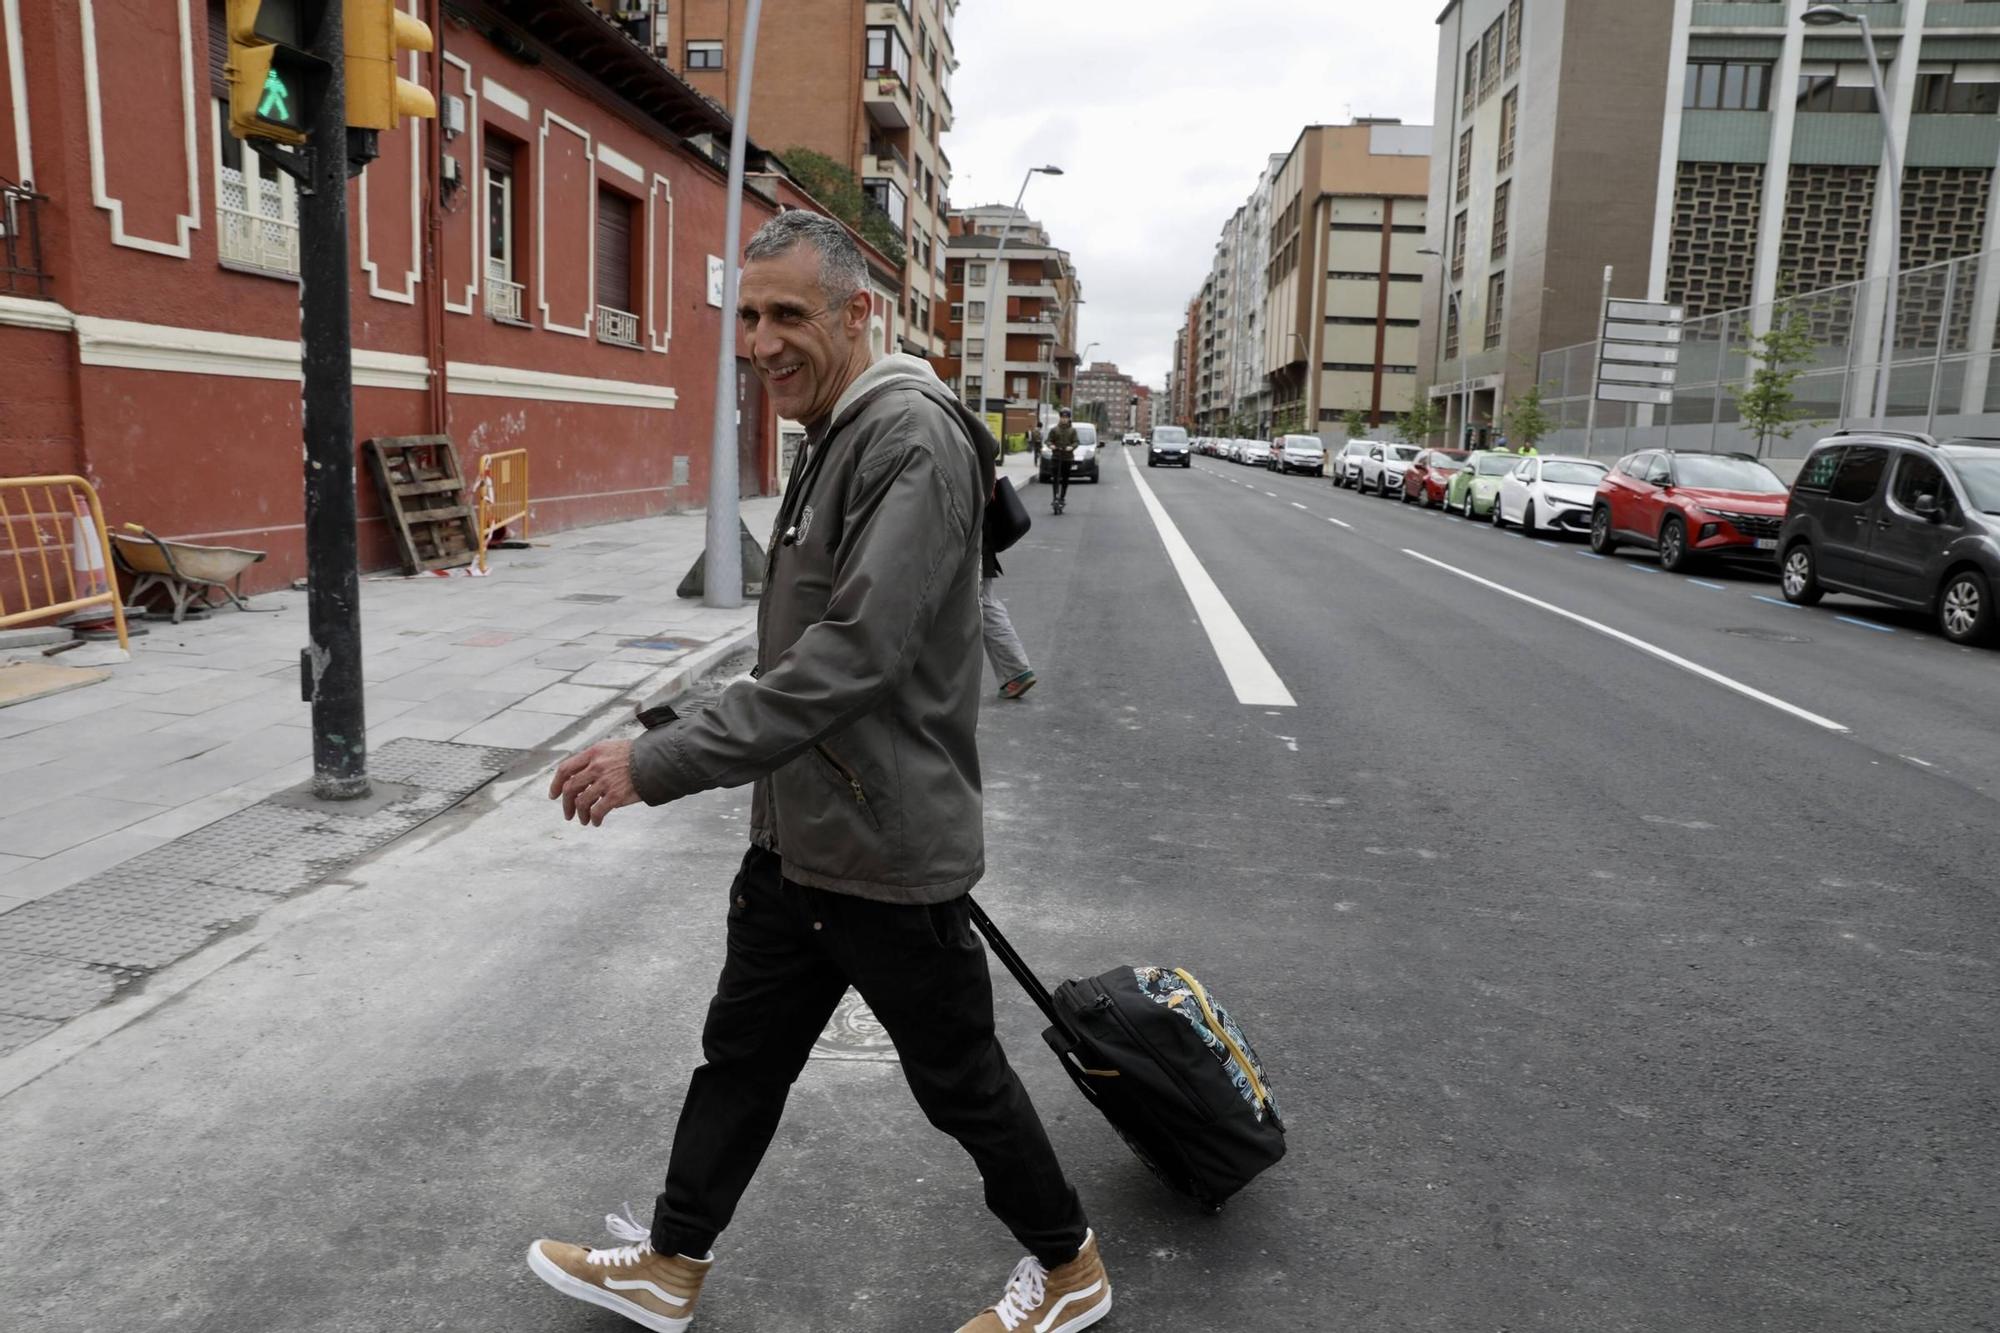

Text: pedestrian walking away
xmin=1028 ymin=425 xmax=1043 ymax=476
xmin=983 ymin=455 xmax=1037 ymax=701
xmin=534 ymin=211 xmax=1108 ymax=1333
xmin=1046 ymin=407 xmax=1079 ymax=515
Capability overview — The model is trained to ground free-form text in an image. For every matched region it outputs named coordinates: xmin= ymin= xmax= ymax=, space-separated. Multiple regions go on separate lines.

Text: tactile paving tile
xmin=0 ymin=1011 xmax=58 ymax=1057
xmin=0 ymin=950 xmax=125 ymax=1021
xmin=0 ymin=897 xmax=230 ymax=970
xmin=365 ymin=737 xmax=520 ymax=790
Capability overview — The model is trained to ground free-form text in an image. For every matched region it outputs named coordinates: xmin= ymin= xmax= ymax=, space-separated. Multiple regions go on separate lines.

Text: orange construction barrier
xmin=0 ymin=475 xmax=129 ymax=650
xmin=473 ymin=448 xmax=530 ymax=573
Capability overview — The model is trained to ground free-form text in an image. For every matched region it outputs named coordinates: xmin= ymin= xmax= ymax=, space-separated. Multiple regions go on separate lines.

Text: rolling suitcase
xmin=968 ymin=899 xmax=1286 ymax=1211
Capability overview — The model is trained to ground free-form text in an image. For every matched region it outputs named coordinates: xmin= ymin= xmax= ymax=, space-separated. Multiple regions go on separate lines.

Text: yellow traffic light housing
xmin=345 ymin=0 xmax=436 ymax=131
xmin=225 ymin=0 xmax=327 ymax=145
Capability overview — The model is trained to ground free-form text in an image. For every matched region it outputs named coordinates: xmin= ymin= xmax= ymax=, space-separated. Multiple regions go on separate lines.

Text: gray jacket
xmin=630 ymin=354 xmax=997 ymax=904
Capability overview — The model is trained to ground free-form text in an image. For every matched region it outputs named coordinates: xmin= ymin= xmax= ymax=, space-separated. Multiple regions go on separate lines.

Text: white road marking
xmin=1902 ymin=755 xmax=1934 ymax=767
xmin=1264 ymin=491 xmax=1279 ymax=498
xmin=1126 ymin=451 xmax=1297 ymax=707
xmin=1401 ymin=548 xmax=1848 ymax=733
xmin=1291 ymin=502 xmax=1309 ymax=511
xmin=1327 ymin=516 xmax=1352 ymax=529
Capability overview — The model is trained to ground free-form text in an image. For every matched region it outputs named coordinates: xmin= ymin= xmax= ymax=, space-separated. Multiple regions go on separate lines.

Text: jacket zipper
xmin=814 ymin=743 xmax=877 ymax=825
xmin=1085 ymin=978 xmax=1217 ymax=1124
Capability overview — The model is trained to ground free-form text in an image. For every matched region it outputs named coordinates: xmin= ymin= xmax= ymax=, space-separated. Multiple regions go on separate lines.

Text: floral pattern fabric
xmin=1132 ymin=966 xmax=1282 ymax=1124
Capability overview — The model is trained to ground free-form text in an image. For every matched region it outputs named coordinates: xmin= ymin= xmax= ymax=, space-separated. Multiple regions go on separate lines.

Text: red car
xmin=1589 ymin=449 xmax=1790 ymax=570
xmin=1401 ymin=449 xmax=1469 ymax=506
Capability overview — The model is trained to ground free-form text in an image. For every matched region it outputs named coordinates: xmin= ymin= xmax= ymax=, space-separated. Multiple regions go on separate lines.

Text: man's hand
xmin=549 ymin=739 xmax=641 ymax=827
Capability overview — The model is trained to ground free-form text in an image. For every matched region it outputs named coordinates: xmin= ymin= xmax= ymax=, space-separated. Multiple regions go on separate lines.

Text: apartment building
xmin=0 ymin=0 xmax=865 ymax=592
xmin=1230 ymin=155 xmax=1288 ymax=432
xmin=1263 ymin=119 xmax=1432 ymax=436
xmin=939 ymin=206 xmax=1080 ymax=435
xmin=1075 ymin=361 xmax=1140 ymax=431
xmin=631 ymin=0 xmax=960 ymax=360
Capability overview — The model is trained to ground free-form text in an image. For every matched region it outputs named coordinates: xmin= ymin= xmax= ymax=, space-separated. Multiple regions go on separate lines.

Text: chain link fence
xmin=1537 ymin=248 xmax=2000 ymax=471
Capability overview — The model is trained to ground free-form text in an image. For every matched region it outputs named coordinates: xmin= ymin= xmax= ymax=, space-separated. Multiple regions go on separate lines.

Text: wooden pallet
xmin=365 ymin=435 xmax=478 ymax=574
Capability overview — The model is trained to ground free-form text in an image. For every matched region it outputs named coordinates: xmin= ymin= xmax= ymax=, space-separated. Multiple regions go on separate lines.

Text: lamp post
xmin=1419 ymin=247 xmax=1471 ymax=449
xmin=1803 ymin=4 xmax=1901 ymax=424
xmin=979 ymin=165 xmax=1062 ymax=439
xmin=702 ymin=0 xmax=765 ymax=608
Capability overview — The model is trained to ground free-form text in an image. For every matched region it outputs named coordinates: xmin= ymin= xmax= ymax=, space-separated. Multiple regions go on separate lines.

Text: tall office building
xmin=625 ymin=0 xmax=960 ymax=360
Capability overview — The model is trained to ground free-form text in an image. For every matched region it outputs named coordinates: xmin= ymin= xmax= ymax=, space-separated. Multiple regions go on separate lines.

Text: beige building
xmin=1263 ymin=120 xmax=1433 ymax=436
xmin=941 ymin=206 xmax=1081 ymax=435
xmin=624 ymin=0 xmax=960 ymax=360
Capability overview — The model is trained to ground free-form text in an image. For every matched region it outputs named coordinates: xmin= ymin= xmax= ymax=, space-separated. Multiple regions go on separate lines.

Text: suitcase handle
xmin=966 ymin=896 xmax=1071 ymax=1037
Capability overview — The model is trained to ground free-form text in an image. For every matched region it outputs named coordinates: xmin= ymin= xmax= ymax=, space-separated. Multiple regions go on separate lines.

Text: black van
xmin=1778 ymin=431 xmax=2000 ymax=645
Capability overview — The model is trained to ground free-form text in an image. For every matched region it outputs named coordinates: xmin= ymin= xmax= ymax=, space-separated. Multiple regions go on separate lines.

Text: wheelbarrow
xmin=111 ymin=524 xmax=273 ymax=624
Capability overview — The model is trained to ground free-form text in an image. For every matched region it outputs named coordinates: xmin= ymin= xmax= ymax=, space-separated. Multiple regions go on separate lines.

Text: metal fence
xmin=1538 ymin=248 xmax=2000 ymax=469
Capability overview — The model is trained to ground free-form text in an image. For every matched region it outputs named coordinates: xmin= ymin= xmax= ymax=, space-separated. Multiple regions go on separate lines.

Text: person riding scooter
xmin=1045 ymin=407 xmax=1079 ymax=515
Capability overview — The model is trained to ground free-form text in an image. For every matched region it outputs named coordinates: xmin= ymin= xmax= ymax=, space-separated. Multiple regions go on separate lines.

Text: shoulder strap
xmin=966 ymin=896 xmax=1066 ymax=1032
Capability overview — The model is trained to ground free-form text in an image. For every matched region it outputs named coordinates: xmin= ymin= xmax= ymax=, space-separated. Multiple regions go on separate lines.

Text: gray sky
xmin=946 ymin=0 xmax=1442 ymax=390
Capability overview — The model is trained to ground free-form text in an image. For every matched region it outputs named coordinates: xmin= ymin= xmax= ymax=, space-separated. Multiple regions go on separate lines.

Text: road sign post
xmin=1593 ymin=289 xmax=1685 ymax=423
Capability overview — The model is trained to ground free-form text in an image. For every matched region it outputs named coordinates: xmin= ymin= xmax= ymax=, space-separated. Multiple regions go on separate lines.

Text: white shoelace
xmin=991 ymin=1255 xmax=1049 ymax=1330
xmin=584 ymin=1204 xmax=655 ymax=1267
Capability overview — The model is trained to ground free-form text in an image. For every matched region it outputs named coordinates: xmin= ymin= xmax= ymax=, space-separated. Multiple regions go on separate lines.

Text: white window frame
xmin=687 ymin=40 xmax=723 ymax=70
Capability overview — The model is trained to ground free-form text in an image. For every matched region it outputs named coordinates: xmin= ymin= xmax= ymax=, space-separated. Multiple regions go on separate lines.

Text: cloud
xmin=946 ymin=0 xmax=1440 ymax=387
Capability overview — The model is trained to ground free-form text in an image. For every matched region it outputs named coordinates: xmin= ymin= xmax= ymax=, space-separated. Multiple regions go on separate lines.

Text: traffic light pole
xmin=296 ymin=0 xmax=369 ymax=800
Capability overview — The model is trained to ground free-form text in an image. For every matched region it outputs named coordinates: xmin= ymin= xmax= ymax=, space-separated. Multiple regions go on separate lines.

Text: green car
xmin=1444 ymin=450 xmax=1521 ymax=518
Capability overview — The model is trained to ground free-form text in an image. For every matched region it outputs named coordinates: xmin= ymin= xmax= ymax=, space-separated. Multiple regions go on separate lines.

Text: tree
xmin=1504 ymin=382 xmax=1555 ymax=453
xmin=1395 ymin=395 xmax=1439 ymax=447
xmin=1732 ymin=303 xmax=1820 ymax=456
xmin=777 ymin=148 xmax=906 ymax=270
xmin=1340 ymin=408 xmax=1369 ymax=441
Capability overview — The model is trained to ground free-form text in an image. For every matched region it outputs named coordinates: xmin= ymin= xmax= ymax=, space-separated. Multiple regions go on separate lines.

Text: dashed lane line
xmin=1402 ymin=548 xmax=1848 ymax=734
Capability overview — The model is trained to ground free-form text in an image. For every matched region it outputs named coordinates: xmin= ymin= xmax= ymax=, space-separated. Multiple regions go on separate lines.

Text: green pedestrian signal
xmin=258 ymin=68 xmax=293 ymax=124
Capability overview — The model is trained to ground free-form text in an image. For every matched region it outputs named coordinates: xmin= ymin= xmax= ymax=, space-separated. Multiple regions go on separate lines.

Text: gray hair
xmin=745 ymin=210 xmax=868 ymax=304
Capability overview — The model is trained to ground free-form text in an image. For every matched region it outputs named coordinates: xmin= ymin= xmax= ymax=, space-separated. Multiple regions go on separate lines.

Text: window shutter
xmin=595 ymin=189 xmax=634 ymax=313
xmin=208 ymin=0 xmax=229 ymax=97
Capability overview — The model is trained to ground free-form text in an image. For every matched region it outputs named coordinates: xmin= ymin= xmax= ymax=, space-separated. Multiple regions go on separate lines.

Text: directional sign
xmin=1597 ymin=363 xmax=1677 ymax=386
xmin=1607 ymin=299 xmax=1684 ymax=323
xmin=1604 ymin=320 xmax=1683 ymax=344
xmin=1598 ymin=382 xmax=1675 ymax=406
xmin=1600 ymin=342 xmax=1681 ymax=365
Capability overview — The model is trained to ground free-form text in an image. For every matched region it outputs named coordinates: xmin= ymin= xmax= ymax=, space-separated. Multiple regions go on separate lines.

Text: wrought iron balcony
xmin=1 ymin=179 xmax=50 ymax=298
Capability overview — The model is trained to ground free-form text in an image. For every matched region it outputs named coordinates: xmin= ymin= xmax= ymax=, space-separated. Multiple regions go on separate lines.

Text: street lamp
xmin=979 ymin=165 xmax=1063 ymax=439
xmin=1802 ymin=4 xmax=1901 ymax=424
xmin=1419 ymin=247 xmax=1471 ymax=450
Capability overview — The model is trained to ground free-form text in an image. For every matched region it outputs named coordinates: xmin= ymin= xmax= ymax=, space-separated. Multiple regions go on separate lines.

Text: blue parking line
xmin=1753 ymin=594 xmax=1800 ymax=611
xmin=1836 ymin=615 xmax=1895 ymax=634
xmin=1578 ymin=551 xmax=1608 ymax=561
xmin=1536 ymin=540 xmax=1561 ymax=549
xmin=1687 ymin=578 xmax=1728 ymax=590
xmin=1628 ymin=564 xmax=1660 ymax=575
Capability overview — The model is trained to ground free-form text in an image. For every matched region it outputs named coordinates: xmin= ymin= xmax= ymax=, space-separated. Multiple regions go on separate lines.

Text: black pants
xmin=651 ymin=847 xmax=1089 ymax=1269
xmin=1050 ymin=455 xmax=1072 ymax=506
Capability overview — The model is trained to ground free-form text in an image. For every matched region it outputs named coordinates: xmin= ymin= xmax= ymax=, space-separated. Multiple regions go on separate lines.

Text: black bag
xmin=985 ymin=476 xmax=1032 ymax=555
xmin=969 ymin=899 xmax=1286 ymax=1211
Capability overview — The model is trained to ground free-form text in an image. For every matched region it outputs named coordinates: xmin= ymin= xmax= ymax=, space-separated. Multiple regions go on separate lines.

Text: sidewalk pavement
xmin=0 ymin=493 xmax=779 ymax=922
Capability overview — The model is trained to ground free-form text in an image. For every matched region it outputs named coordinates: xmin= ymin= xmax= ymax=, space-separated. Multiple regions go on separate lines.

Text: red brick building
xmin=0 ymin=0 xmax=888 ymax=598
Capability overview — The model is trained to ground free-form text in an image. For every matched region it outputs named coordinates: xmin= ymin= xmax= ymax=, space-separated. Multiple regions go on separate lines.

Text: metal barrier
xmin=473 ymin=449 xmax=530 ymax=573
xmin=0 ymin=475 xmax=130 ymax=649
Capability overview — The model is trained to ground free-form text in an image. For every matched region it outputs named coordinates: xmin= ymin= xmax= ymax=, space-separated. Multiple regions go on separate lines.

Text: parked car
xmin=1495 ymin=455 xmax=1609 ymax=535
xmin=1273 ymin=434 xmax=1326 ymax=476
xmin=1040 ymin=422 xmax=1100 ymax=484
xmin=1148 ymin=425 xmax=1192 ymax=468
xmin=1777 ymin=431 xmax=2000 ymax=645
xmin=1123 ymin=431 xmax=1145 ymax=447
xmin=1238 ymin=438 xmax=1274 ymax=468
xmin=1589 ymin=449 xmax=1787 ymax=569
xmin=1356 ymin=442 xmax=1423 ymax=496
xmin=1330 ymin=440 xmax=1372 ymax=488
xmin=1443 ymin=450 xmax=1519 ymax=518
xmin=1401 ymin=449 xmax=1469 ymax=506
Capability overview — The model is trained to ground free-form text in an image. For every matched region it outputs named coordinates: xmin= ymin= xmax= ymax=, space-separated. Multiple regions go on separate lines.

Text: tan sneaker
xmin=526 ymin=1208 xmax=713 ymax=1332
xmin=956 ymin=1229 xmax=1111 ymax=1333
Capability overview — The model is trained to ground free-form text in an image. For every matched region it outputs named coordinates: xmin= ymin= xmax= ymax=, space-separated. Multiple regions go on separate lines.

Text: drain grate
xmin=559 ymin=593 xmax=624 ymax=604
xmin=1720 ymin=627 xmax=1812 ymax=644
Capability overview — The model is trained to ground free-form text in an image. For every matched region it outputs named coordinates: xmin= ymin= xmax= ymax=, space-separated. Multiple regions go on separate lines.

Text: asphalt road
xmin=2 ymin=444 xmax=1996 ymax=1331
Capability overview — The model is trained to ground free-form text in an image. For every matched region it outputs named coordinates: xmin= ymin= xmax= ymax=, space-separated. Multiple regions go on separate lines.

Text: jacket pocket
xmin=811 ymin=743 xmax=881 ymax=832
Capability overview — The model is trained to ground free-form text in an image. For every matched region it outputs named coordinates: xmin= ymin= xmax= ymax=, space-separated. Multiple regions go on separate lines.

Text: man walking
xmin=1045 ymin=407 xmax=1079 ymax=514
xmin=531 ymin=212 xmax=1110 ymax=1333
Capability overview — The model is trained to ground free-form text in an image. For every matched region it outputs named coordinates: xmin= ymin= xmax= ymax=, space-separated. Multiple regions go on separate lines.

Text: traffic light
xmin=344 ymin=0 xmax=435 ymax=131
xmin=225 ymin=0 xmax=328 ymax=145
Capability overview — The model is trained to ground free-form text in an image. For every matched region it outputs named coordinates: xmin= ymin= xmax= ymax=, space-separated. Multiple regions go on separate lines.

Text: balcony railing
xmin=1 ymin=179 xmax=51 ymax=298
xmin=217 ymin=204 xmax=300 ymax=276
xmin=488 ymin=274 xmax=525 ymax=323
xmin=597 ymin=304 xmax=640 ymax=348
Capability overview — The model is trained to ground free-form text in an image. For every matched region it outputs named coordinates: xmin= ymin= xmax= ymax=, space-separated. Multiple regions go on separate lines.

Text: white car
xmin=1273 ymin=434 xmax=1326 ymax=476
xmin=1238 ymin=438 xmax=1273 ymax=468
xmin=1330 ymin=440 xmax=1372 ymax=488
xmin=1123 ymin=432 xmax=1145 ymax=447
xmin=1494 ymin=454 xmax=1609 ymax=535
xmin=1357 ymin=442 xmax=1423 ymax=496
xmin=1224 ymin=439 xmax=1244 ymax=463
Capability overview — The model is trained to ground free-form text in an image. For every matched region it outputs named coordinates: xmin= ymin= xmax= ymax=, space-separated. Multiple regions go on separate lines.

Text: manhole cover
xmin=810 ymin=989 xmax=899 ymax=1063
xmin=559 ymin=593 xmax=624 ymax=604
xmin=1720 ymin=627 xmax=1812 ymax=643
